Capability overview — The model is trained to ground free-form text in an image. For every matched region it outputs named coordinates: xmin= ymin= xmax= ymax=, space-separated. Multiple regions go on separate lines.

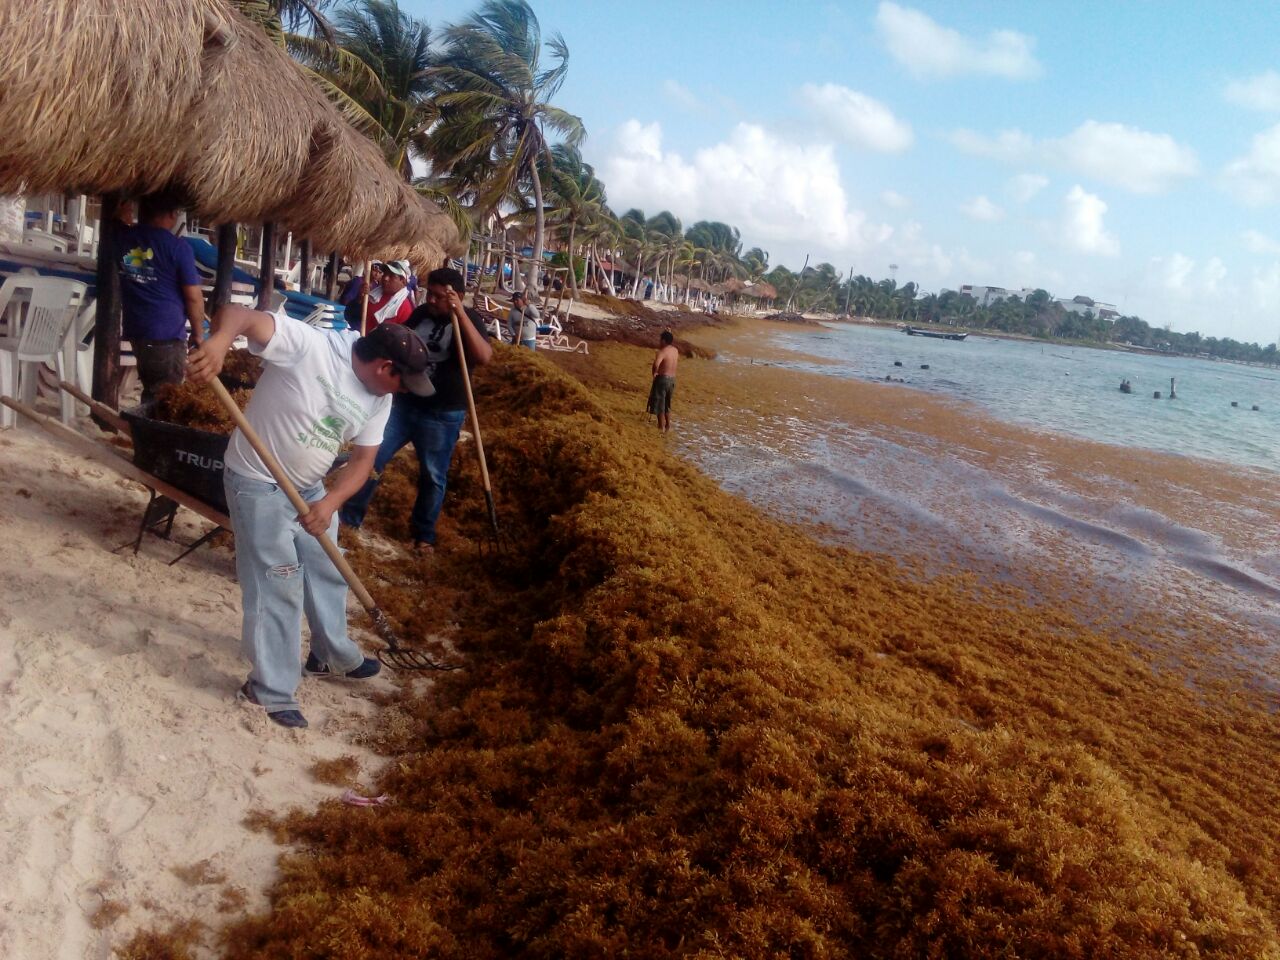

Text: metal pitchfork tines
xmin=370 ymin=608 xmax=459 ymax=673
xmin=207 ymin=378 xmax=459 ymax=672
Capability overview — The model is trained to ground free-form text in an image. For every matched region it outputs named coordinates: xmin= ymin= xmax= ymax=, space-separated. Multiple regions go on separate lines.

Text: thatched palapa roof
xmin=0 ymin=0 xmax=459 ymax=262
xmin=740 ymin=282 xmax=778 ymax=299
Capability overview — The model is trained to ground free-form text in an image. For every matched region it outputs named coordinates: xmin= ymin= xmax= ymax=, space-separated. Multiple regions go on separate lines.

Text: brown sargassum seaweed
xmin=149 ymin=350 xmax=261 ymax=433
xmin=135 ymin=347 xmax=1280 ymax=958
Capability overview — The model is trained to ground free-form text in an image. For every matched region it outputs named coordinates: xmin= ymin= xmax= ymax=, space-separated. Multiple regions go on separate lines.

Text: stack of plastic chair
xmin=0 ymin=276 xmax=87 ymax=427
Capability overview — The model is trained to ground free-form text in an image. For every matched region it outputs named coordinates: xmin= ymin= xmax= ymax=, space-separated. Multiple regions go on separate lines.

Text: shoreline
xmin=550 ymin=319 xmax=1280 ymax=677
xmin=715 ymin=315 xmax=1280 ymax=476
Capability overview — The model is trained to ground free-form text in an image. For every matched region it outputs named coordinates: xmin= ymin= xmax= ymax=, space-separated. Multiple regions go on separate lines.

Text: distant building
xmin=959 ymin=284 xmax=1007 ymax=307
xmin=959 ymin=284 xmax=1045 ymax=306
xmin=1054 ymin=294 xmax=1118 ymax=319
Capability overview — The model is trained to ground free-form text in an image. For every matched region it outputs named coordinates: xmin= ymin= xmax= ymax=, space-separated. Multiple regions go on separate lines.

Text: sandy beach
xmin=0 ymin=424 xmax=402 ymax=959
xmin=3 ymin=325 xmax=1280 ymax=955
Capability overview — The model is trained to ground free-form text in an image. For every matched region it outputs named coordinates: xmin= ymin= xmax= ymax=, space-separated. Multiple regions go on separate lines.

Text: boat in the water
xmin=904 ymin=326 xmax=968 ymax=341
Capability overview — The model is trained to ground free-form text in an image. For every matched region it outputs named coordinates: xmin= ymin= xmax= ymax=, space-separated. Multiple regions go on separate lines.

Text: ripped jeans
xmin=224 ymin=468 xmax=365 ymax=713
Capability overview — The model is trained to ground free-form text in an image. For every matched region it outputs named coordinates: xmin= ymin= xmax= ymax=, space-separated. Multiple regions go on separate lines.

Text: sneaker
xmin=266 ymin=709 xmax=309 ymax=729
xmin=237 ymin=682 xmax=308 ymax=728
xmin=304 ymin=653 xmax=382 ymax=680
xmin=413 ymin=541 xmax=435 ymax=556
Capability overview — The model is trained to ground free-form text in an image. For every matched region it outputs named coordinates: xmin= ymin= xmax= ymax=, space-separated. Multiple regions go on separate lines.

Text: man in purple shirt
xmin=118 ymin=192 xmax=205 ymax=403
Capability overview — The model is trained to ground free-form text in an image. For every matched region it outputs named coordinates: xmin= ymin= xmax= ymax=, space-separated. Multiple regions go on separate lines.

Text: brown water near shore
xmin=552 ymin=318 xmax=1280 ymax=685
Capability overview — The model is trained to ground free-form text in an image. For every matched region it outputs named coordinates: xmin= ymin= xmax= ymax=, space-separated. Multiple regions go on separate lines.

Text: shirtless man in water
xmin=648 ymin=330 xmax=679 ymax=433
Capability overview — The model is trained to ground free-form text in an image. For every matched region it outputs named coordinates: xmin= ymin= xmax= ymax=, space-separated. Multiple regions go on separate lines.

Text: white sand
xmin=0 ymin=419 xmax=400 ymax=959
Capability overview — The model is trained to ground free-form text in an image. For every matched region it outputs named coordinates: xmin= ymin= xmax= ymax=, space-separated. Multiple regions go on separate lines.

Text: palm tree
xmin=742 ymin=247 xmax=769 ymax=280
xmin=545 ymin=144 xmax=605 ymax=298
xmin=645 ymin=211 xmax=682 ymax=301
xmin=319 ymin=0 xmax=435 ymax=179
xmin=428 ymin=0 xmax=584 ymax=299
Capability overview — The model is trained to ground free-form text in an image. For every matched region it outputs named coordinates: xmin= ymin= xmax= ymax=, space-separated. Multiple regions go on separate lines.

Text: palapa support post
xmin=211 ymin=222 xmax=237 ymax=311
xmin=91 ymin=192 xmax=123 ymax=418
xmin=256 ymin=221 xmax=276 ymax=311
xmin=326 ymin=250 xmax=339 ymax=300
xmin=299 ymin=239 xmax=312 ymax=295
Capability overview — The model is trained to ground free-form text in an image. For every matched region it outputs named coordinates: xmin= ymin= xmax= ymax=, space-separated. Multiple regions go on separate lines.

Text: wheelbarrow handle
xmin=207 ymin=378 xmax=380 ymax=614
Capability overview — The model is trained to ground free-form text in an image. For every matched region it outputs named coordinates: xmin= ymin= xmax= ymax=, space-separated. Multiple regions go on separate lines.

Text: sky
xmin=404 ymin=0 xmax=1280 ymax=344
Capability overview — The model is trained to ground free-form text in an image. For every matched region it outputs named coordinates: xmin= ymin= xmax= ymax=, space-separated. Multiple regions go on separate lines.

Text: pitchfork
xmin=451 ymin=299 xmax=511 ymax=557
xmin=208 ymin=378 xmax=458 ymax=672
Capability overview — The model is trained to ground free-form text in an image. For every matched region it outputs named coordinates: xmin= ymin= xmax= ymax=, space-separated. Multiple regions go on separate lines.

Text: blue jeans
xmin=520 ymin=339 xmax=537 ymax=350
xmin=225 ymin=469 xmax=365 ymax=713
xmin=339 ymin=404 xmax=466 ymax=545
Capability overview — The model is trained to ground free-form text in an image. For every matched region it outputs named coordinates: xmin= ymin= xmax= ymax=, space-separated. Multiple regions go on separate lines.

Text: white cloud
xmin=799 ymin=83 xmax=913 ymax=152
xmin=600 ymin=119 xmax=892 ymax=254
xmin=875 ymin=2 xmax=1042 ymax=80
xmin=949 ymin=128 xmax=1035 ymax=162
xmin=1147 ymin=254 xmax=1230 ymax=301
xmin=1243 ymin=229 xmax=1280 ymax=254
xmin=1048 ymin=121 xmax=1198 ymax=194
xmin=1008 ymin=173 xmax=1048 ymax=203
xmin=880 ymin=189 xmax=911 ymax=209
xmin=959 ymin=195 xmax=1005 ymax=221
xmin=1161 ymin=252 xmax=1196 ymax=293
xmin=1223 ymin=123 xmax=1280 ymax=205
xmin=952 ymin=121 xmax=1197 ymax=194
xmin=1061 ymin=185 xmax=1118 ymax=256
xmin=1204 ymin=256 xmax=1227 ymax=293
xmin=662 ymin=79 xmax=700 ymax=111
xmin=1225 ymin=70 xmax=1280 ymax=112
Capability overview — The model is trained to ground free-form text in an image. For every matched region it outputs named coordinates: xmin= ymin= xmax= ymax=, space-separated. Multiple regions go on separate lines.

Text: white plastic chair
xmin=0 ymin=276 xmax=87 ymax=427
xmin=22 ymin=231 xmax=68 ymax=254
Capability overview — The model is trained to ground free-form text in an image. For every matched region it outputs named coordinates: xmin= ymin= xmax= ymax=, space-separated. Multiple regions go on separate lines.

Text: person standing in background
xmin=647 ymin=329 xmax=679 ymax=433
xmin=509 ymin=289 xmax=541 ymax=349
xmin=365 ymin=260 xmax=414 ymax=327
xmin=118 ymin=191 xmax=204 ymax=402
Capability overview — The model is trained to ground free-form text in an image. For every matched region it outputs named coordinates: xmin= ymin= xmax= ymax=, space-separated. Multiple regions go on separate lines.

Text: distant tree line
xmin=760 ymin=264 xmax=1279 ymax=366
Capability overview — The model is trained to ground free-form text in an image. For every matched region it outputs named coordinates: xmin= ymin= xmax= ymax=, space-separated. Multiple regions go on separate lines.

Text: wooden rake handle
xmin=450 ymin=306 xmax=494 ymax=497
xmin=207 ymin=377 xmax=380 ymax=613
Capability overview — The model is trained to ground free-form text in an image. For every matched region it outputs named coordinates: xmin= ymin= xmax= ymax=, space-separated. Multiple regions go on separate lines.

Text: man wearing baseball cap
xmin=187 ymin=302 xmax=433 ymax=729
xmin=365 ymin=258 xmax=415 ymax=328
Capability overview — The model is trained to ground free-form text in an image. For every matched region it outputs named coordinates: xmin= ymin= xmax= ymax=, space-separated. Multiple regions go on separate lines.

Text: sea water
xmin=745 ymin=323 xmax=1280 ymax=473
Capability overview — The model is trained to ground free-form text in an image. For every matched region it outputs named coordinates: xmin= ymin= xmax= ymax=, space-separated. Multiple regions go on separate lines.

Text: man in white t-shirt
xmin=187 ymin=305 xmax=434 ymax=729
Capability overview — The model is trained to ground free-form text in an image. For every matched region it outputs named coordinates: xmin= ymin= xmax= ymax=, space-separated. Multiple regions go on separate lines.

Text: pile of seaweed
xmin=148 ymin=350 xmax=261 ymax=434
xmin=764 ymin=310 xmax=822 ymax=326
xmin=136 ymin=350 xmax=1280 ymax=958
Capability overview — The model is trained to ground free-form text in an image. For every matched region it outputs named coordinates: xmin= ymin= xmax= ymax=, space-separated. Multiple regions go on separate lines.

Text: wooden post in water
xmin=91 ymin=192 xmax=123 ymax=416
xmin=211 ymin=222 xmax=237 ymax=311
xmin=1169 ymin=376 xmax=1177 ymax=399
xmin=256 ymin=221 xmax=276 ymax=311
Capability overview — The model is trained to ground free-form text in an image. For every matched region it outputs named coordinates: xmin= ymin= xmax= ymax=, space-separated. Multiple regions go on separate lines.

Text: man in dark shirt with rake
xmin=339 ymin=267 xmax=493 ymax=553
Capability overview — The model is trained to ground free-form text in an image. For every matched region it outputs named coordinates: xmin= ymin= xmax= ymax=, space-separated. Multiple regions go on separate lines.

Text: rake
xmin=208 ymin=378 xmax=458 ymax=672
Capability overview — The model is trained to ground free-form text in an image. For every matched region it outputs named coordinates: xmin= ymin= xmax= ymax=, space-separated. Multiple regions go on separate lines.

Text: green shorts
xmin=647 ymin=375 xmax=675 ymax=415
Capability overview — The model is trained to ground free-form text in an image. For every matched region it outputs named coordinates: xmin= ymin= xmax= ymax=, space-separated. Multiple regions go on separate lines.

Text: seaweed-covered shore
xmin=125 ymin=343 xmax=1280 ymax=958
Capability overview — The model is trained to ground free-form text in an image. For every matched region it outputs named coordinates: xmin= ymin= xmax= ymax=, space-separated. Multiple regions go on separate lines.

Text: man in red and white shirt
xmin=365 ymin=259 xmax=414 ymax=328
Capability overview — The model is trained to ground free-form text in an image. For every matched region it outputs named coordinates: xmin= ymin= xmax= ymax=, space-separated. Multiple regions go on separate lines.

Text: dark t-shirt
xmin=401 ymin=304 xmax=490 ymax=413
xmin=118 ymin=225 xmax=201 ymax=341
